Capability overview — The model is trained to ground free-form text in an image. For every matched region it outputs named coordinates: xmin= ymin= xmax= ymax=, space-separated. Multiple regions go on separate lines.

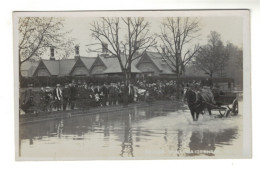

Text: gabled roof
xmin=41 ymin=60 xmax=60 ymax=75
xmin=21 ymin=61 xmax=38 ymax=70
xmin=100 ymin=56 xmax=141 ymax=74
xmin=69 ymin=57 xmax=96 ymax=75
xmin=80 ymin=57 xmax=96 ymax=70
xmin=59 ymin=59 xmax=76 ymax=75
xmin=141 ymin=51 xmax=175 ymax=74
xmin=89 ymin=56 xmax=107 ymax=73
xmin=30 ymin=51 xmax=175 ymax=76
xmin=21 ymin=61 xmax=39 ymax=76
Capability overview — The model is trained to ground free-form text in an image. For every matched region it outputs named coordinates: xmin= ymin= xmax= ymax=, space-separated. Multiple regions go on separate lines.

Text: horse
xmin=183 ymin=88 xmax=212 ymax=121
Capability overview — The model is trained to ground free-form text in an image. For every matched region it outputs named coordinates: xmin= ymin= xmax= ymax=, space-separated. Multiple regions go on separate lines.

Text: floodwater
xmin=19 ymin=101 xmax=243 ymax=160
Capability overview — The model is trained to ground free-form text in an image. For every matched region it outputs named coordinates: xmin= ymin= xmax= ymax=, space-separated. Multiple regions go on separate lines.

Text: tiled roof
xmin=30 ymin=51 xmax=175 ymax=76
xmin=21 ymin=61 xmax=39 ymax=76
xmin=80 ymin=57 xmax=96 ymax=70
xmin=100 ymin=56 xmax=141 ymax=73
xmin=38 ymin=57 xmax=96 ymax=76
xmin=21 ymin=61 xmax=36 ymax=70
xmin=145 ymin=51 xmax=174 ymax=74
xmin=59 ymin=59 xmax=76 ymax=75
xmin=41 ymin=60 xmax=60 ymax=75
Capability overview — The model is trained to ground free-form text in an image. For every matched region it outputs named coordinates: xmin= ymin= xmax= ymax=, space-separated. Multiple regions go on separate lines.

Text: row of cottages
xmin=21 ymin=45 xmax=176 ymax=78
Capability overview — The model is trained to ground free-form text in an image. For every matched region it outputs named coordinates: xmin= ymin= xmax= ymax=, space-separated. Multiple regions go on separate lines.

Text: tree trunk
xmin=19 ymin=53 xmax=22 ymax=88
xmin=123 ymin=70 xmax=129 ymax=106
xmin=176 ymin=74 xmax=181 ymax=99
xmin=175 ymin=64 xmax=181 ymax=99
xmin=19 ymin=57 xmax=23 ymax=110
xmin=19 ymin=61 xmax=22 ymax=87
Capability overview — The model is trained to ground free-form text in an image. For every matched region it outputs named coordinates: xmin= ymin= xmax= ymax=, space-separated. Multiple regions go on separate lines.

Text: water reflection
xmin=177 ymin=130 xmax=183 ymax=156
xmin=120 ymin=113 xmax=134 ymax=157
xmin=188 ymin=131 xmax=216 ymax=156
xmin=19 ymin=103 xmax=242 ymax=159
xmin=56 ymin=120 xmax=64 ymax=137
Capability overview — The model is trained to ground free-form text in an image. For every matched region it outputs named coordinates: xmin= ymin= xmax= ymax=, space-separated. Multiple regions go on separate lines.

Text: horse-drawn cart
xmin=209 ymin=91 xmax=240 ymax=117
xmin=184 ymin=87 xmax=241 ymax=121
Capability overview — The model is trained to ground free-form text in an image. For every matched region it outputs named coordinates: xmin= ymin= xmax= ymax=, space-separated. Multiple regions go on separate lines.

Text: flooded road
xmin=19 ymin=101 xmax=243 ymax=159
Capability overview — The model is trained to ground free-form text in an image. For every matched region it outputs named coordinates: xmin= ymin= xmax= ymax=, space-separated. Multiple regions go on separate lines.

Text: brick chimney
xmin=50 ymin=46 xmax=55 ymax=60
xmin=102 ymin=43 xmax=108 ymax=53
xmin=74 ymin=45 xmax=80 ymax=60
xmin=75 ymin=45 xmax=80 ymax=56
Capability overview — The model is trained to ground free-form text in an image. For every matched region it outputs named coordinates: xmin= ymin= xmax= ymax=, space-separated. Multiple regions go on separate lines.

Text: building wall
xmin=137 ymin=62 xmax=160 ymax=76
xmin=71 ymin=66 xmax=89 ymax=76
xmin=21 ymin=70 xmax=28 ymax=77
xmin=91 ymin=65 xmax=106 ymax=75
xmin=36 ymin=68 xmax=51 ymax=76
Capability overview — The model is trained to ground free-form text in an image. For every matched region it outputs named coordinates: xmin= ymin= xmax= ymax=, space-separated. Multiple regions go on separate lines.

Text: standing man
xmin=128 ymin=83 xmax=135 ymax=103
xmin=94 ymin=84 xmax=101 ymax=106
xmin=101 ymin=83 xmax=108 ymax=106
xmin=53 ymin=84 xmax=62 ymax=111
xmin=108 ymin=83 xmax=116 ymax=105
xmin=70 ymin=82 xmax=77 ymax=110
xmin=114 ymin=83 xmax=120 ymax=104
xmin=117 ymin=82 xmax=123 ymax=104
xmin=45 ymin=86 xmax=54 ymax=112
xmin=40 ymin=87 xmax=46 ymax=111
xmin=88 ymin=84 xmax=96 ymax=107
xmin=21 ymin=84 xmax=34 ymax=114
xmin=117 ymin=82 xmax=124 ymax=105
xmin=62 ymin=83 xmax=71 ymax=110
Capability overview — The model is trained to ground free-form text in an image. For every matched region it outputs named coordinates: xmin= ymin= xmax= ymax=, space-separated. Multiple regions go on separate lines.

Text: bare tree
xmin=18 ymin=17 xmax=74 ymax=78
xmin=225 ymin=42 xmax=243 ymax=88
xmin=90 ymin=17 xmax=156 ymax=104
xmin=193 ymin=31 xmax=229 ymax=78
xmin=156 ymin=17 xmax=201 ymax=98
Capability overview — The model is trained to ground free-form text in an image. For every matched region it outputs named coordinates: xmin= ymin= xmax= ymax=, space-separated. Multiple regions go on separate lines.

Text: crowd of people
xmin=20 ymin=79 xmax=187 ymax=114
xmin=21 ymin=78 xmax=222 ymax=114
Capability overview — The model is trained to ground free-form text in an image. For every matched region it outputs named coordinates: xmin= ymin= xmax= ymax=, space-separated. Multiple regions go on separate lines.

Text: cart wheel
xmin=219 ymin=110 xmax=224 ymax=118
xmin=226 ymin=110 xmax=231 ymax=117
xmin=232 ymin=99 xmax=239 ymax=115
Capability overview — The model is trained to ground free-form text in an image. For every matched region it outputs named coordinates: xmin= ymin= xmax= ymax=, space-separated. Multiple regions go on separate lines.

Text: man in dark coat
xmin=128 ymin=84 xmax=135 ymax=103
xmin=94 ymin=84 xmax=102 ymax=106
xmin=62 ymin=83 xmax=71 ymax=110
xmin=88 ymin=84 xmax=96 ymax=107
xmin=101 ymin=83 xmax=108 ymax=106
xmin=53 ymin=84 xmax=62 ymax=111
xmin=117 ymin=82 xmax=124 ymax=104
xmin=108 ymin=83 xmax=116 ymax=105
xmin=44 ymin=86 xmax=53 ymax=112
xmin=80 ymin=84 xmax=91 ymax=108
xmin=21 ymin=84 xmax=34 ymax=113
xmin=70 ymin=83 xmax=77 ymax=110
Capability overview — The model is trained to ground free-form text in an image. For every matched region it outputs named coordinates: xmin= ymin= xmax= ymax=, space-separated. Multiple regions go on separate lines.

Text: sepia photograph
xmin=13 ymin=10 xmax=251 ymax=160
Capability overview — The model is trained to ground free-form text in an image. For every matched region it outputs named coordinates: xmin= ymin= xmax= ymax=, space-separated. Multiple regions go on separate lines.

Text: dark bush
xmin=20 ymin=75 xmax=234 ymax=88
xmin=20 ymin=76 xmax=125 ymax=88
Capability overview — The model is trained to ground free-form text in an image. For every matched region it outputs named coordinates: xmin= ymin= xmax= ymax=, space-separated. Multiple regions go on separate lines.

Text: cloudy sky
xmin=60 ymin=16 xmax=243 ymax=58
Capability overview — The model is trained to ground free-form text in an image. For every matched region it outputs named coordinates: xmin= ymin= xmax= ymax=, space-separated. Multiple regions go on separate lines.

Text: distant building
xmin=90 ymin=54 xmax=141 ymax=77
xmin=136 ymin=51 xmax=176 ymax=78
xmin=22 ymin=45 xmax=176 ymax=78
xmin=21 ymin=61 xmax=39 ymax=77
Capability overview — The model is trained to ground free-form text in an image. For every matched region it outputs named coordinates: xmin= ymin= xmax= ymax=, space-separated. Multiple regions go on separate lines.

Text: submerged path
xmin=19 ymin=99 xmax=243 ymax=159
xmin=19 ymin=100 xmax=183 ymax=124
